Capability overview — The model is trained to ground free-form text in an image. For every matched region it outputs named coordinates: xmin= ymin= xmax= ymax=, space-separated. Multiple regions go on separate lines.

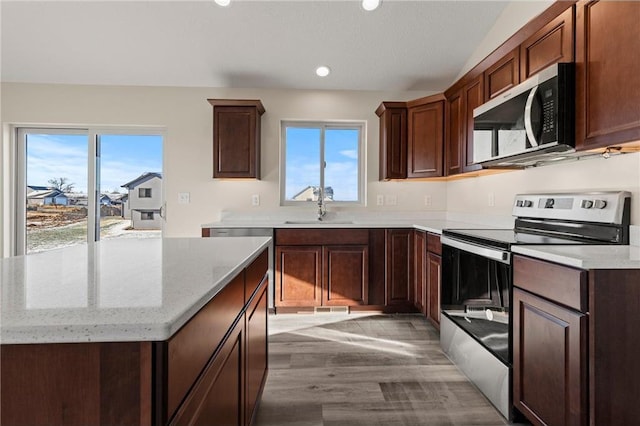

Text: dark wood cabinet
xmin=275 ymin=245 xmax=322 ymax=307
xmin=413 ymin=230 xmax=426 ymax=314
xmin=275 ymin=229 xmax=369 ymax=309
xmin=245 ymin=278 xmax=268 ymax=425
xmin=513 ymin=287 xmax=587 ymax=426
xmin=426 ymin=233 xmax=442 ymax=329
xmin=520 ymin=7 xmax=574 ymax=81
xmin=407 ymin=98 xmax=444 ymax=178
xmin=385 ymin=229 xmax=413 ymax=307
xmin=575 ymin=0 xmax=640 ymax=150
xmin=463 ymin=76 xmax=484 ymax=173
xmin=323 ymin=245 xmax=369 ymax=306
xmin=484 ymin=48 xmax=520 ymax=101
xmin=376 ymin=102 xmax=407 ymax=180
xmin=445 ymin=89 xmax=464 ymax=176
xmin=208 ymin=99 xmax=265 ymax=179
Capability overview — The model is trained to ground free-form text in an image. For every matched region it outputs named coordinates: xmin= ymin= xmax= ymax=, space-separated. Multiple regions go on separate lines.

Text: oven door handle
xmin=441 ymin=236 xmax=511 ymax=264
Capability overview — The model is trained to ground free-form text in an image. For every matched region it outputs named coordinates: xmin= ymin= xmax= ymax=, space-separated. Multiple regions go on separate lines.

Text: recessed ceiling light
xmin=362 ymin=0 xmax=381 ymax=12
xmin=215 ymin=0 xmax=231 ymax=7
xmin=316 ymin=66 xmax=331 ymax=77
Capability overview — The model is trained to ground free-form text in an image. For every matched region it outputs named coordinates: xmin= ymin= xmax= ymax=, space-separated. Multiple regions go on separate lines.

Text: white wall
xmin=1 ymin=83 xmax=448 ymax=247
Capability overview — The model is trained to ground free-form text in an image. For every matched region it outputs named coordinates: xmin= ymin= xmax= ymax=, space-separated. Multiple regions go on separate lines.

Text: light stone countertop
xmin=512 ymin=245 xmax=640 ymax=269
xmin=0 ymin=237 xmax=271 ymax=344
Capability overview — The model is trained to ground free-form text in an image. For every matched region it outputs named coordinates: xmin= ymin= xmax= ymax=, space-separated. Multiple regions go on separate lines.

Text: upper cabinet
xmin=575 ymin=0 xmax=640 ymax=150
xmin=208 ymin=99 xmax=265 ymax=179
xmin=463 ymin=76 xmax=484 ymax=173
xmin=484 ymin=48 xmax=520 ymax=101
xmin=407 ymin=97 xmax=445 ymax=178
xmin=520 ymin=7 xmax=575 ymax=81
xmin=376 ymin=102 xmax=408 ymax=180
xmin=445 ymin=90 xmax=464 ymax=176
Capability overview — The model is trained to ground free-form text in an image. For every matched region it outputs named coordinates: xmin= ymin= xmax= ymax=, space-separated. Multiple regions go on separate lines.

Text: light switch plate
xmin=251 ymin=194 xmax=260 ymax=206
xmin=178 ymin=192 xmax=190 ymax=204
xmin=376 ymin=195 xmax=384 ymax=206
xmin=424 ymin=195 xmax=432 ymax=206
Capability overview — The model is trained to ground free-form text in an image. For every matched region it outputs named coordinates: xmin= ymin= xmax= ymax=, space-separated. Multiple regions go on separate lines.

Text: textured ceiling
xmin=1 ymin=0 xmax=511 ymax=92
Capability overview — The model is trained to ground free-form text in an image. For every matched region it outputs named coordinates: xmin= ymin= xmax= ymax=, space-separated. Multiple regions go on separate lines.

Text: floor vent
xmin=314 ymin=306 xmax=349 ymax=313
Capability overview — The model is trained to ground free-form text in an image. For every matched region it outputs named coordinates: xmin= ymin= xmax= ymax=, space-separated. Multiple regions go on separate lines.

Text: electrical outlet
xmin=386 ymin=195 xmax=397 ymax=206
xmin=376 ymin=194 xmax=384 ymax=206
xmin=178 ymin=192 xmax=190 ymax=204
xmin=251 ymin=194 xmax=260 ymax=206
xmin=488 ymin=192 xmax=495 ymax=207
xmin=424 ymin=195 xmax=432 ymax=207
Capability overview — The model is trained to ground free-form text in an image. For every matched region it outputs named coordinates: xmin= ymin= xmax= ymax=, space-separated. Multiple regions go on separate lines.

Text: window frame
xmin=140 ymin=211 xmax=154 ymax=220
xmin=138 ymin=188 xmax=152 ymax=198
xmin=7 ymin=125 xmax=166 ymax=256
xmin=279 ymin=120 xmax=366 ymax=207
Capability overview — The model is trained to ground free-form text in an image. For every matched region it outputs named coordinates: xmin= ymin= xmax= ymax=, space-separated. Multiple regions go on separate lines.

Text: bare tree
xmin=48 ymin=177 xmax=75 ymax=193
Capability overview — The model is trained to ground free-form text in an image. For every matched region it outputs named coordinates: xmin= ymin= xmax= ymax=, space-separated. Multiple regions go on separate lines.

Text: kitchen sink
xmin=283 ymin=220 xmax=354 ymax=225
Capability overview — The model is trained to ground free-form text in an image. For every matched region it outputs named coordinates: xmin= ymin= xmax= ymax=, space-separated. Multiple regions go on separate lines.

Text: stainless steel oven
xmin=440 ymin=191 xmax=630 ymax=421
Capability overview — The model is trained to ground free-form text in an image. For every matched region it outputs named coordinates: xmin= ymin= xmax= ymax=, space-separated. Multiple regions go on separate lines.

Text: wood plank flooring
xmin=254 ymin=313 xmax=513 ymax=426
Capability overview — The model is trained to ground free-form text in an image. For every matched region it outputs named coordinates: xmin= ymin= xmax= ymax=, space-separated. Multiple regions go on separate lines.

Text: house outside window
xmin=139 ymin=188 xmax=152 ymax=198
xmin=280 ymin=121 xmax=365 ymax=206
xmin=141 ymin=212 xmax=154 ymax=220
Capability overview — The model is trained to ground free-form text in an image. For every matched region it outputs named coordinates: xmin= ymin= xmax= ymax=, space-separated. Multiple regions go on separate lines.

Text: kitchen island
xmin=1 ymin=237 xmax=271 ymax=426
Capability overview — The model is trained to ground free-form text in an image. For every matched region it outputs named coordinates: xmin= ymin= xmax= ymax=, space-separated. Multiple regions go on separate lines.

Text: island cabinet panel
xmin=165 ymin=273 xmax=245 ymax=420
xmin=323 ymin=245 xmax=369 ymax=306
xmin=407 ymin=100 xmax=444 ymax=178
xmin=376 ymin=101 xmax=408 ymax=180
xmin=520 ymin=7 xmax=574 ymax=81
xmin=484 ymin=48 xmax=520 ymax=101
xmin=170 ymin=319 xmax=245 ymax=426
xmin=246 ymin=249 xmax=269 ymax=301
xmin=0 ymin=341 xmax=152 ymax=426
xmin=385 ymin=229 xmax=414 ymax=307
xmin=245 ymin=279 xmax=269 ymax=425
xmin=208 ymin=99 xmax=265 ymax=179
xmin=575 ymin=0 xmax=640 ymax=150
xmin=275 ymin=246 xmax=322 ymax=307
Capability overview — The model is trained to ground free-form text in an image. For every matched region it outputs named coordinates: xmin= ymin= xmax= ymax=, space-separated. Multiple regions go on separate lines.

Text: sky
xmin=26 ymin=133 xmax=163 ymax=194
xmin=285 ymin=127 xmax=359 ymax=202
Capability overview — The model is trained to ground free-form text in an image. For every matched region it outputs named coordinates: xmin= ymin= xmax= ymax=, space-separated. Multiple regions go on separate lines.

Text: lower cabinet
xmin=245 ymin=279 xmax=269 ymax=425
xmin=413 ymin=230 xmax=427 ymax=314
xmin=513 ymin=287 xmax=587 ymax=426
xmin=275 ymin=229 xmax=369 ymax=310
xmin=386 ymin=229 xmax=413 ymax=307
xmin=426 ymin=251 xmax=441 ymax=329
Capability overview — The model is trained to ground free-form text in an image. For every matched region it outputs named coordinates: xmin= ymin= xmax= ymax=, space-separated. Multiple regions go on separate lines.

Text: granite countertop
xmin=0 ymin=237 xmax=271 ymax=344
xmin=512 ymin=245 xmax=640 ymax=269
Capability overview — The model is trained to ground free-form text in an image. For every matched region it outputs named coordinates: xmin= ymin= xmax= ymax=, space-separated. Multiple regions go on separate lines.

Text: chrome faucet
xmin=317 ymin=187 xmax=326 ymax=221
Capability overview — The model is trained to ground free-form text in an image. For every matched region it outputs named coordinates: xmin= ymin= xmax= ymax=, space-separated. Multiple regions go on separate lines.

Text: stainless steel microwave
xmin=473 ymin=63 xmax=575 ymax=168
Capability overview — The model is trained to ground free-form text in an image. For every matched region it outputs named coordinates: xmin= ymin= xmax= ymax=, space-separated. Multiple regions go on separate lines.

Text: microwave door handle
xmin=441 ymin=236 xmax=511 ymax=265
xmin=524 ymin=86 xmax=539 ymax=147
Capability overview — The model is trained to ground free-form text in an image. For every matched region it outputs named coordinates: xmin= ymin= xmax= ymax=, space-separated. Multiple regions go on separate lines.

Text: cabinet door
xmin=463 ymin=76 xmax=484 ymax=173
xmin=413 ymin=230 xmax=426 ymax=314
xmin=276 ymin=246 xmax=322 ymax=307
xmin=520 ymin=7 xmax=574 ymax=81
xmin=407 ymin=101 xmax=444 ymax=178
xmin=445 ymin=90 xmax=464 ymax=176
xmin=323 ymin=245 xmax=369 ymax=306
xmin=170 ymin=319 xmax=245 ymax=426
xmin=376 ymin=102 xmax=407 ymax=180
xmin=426 ymin=252 xmax=441 ymax=329
xmin=245 ymin=279 xmax=268 ymax=425
xmin=513 ymin=288 xmax=587 ymax=426
xmin=385 ymin=229 xmax=413 ymax=307
xmin=484 ymin=48 xmax=520 ymax=101
xmin=575 ymin=0 xmax=640 ymax=150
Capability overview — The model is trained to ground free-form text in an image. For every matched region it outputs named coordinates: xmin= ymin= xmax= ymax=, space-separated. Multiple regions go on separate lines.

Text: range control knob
xmin=523 ymin=200 xmax=533 ymax=208
xmin=516 ymin=200 xmax=523 ymax=207
xmin=594 ymin=199 xmax=607 ymax=209
xmin=581 ymin=200 xmax=594 ymax=209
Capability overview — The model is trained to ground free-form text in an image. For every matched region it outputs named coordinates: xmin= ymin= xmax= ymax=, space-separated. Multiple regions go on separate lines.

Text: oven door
xmin=440 ymin=235 xmax=512 ymax=364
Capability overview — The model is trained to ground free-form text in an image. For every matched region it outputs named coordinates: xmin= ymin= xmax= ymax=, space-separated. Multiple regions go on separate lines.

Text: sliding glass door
xmin=17 ymin=128 xmax=163 ymax=254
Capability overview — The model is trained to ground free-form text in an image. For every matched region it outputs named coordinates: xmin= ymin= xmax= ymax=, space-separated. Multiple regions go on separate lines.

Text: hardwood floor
xmin=254 ymin=313 xmax=512 ymax=426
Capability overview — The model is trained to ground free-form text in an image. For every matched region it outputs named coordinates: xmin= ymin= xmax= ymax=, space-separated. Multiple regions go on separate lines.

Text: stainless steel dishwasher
xmin=209 ymin=228 xmax=275 ymax=309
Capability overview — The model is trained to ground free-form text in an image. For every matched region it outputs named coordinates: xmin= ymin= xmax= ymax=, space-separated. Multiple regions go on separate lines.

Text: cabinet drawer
xmin=246 ymin=248 xmax=268 ymax=301
xmin=276 ymin=228 xmax=369 ymax=245
xmin=513 ymin=255 xmax=587 ymax=312
xmin=166 ymin=273 xmax=245 ymax=419
xmin=426 ymin=233 xmax=442 ymax=255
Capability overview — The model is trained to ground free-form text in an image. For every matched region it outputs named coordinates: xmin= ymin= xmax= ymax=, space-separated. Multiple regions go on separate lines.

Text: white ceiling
xmin=1 ymin=0 xmax=512 ymax=92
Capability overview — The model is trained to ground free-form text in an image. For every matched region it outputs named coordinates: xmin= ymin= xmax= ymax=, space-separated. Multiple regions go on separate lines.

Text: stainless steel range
xmin=439 ymin=191 xmax=631 ymax=420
